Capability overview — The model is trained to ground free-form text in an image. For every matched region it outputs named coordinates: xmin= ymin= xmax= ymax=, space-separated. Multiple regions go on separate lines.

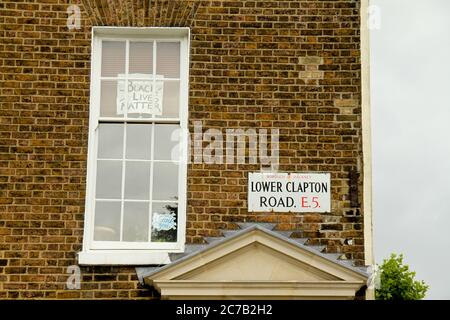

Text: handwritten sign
xmin=152 ymin=212 xmax=177 ymax=231
xmin=248 ymin=172 xmax=331 ymax=213
xmin=116 ymin=74 xmax=164 ymax=115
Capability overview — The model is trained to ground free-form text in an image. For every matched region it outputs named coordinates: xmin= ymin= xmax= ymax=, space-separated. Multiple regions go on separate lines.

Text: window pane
xmin=123 ymin=202 xmax=149 ymax=242
xmin=102 ymin=41 xmax=125 ymax=77
xmin=126 ymin=124 xmax=151 ymax=160
xmin=154 ymin=124 xmax=180 ymax=161
xmin=157 ymin=81 xmax=179 ymax=118
xmin=96 ymin=160 xmax=122 ymax=199
xmin=94 ymin=201 xmax=121 ymax=241
xmin=151 ymin=202 xmax=178 ymax=243
xmin=153 ymin=162 xmax=178 ymax=201
xmin=98 ymin=124 xmax=124 ymax=159
xmin=124 ymin=161 xmax=151 ymax=200
xmin=156 ymin=42 xmax=180 ymax=78
xmin=129 ymin=41 xmax=153 ymax=75
xmin=100 ymin=80 xmax=123 ymax=118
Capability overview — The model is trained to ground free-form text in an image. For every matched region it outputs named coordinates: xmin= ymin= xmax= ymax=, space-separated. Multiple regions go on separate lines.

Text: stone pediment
xmin=141 ymin=224 xmax=368 ymax=299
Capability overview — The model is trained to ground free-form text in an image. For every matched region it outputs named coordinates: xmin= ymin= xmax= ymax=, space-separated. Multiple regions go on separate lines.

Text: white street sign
xmin=248 ymin=172 xmax=331 ymax=213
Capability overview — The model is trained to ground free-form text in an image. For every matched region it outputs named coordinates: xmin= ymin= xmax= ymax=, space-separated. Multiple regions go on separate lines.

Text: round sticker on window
xmin=152 ymin=211 xmax=177 ymax=231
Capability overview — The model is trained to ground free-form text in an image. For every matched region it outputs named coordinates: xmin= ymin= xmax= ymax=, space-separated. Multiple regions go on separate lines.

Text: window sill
xmin=78 ymin=250 xmax=172 ymax=266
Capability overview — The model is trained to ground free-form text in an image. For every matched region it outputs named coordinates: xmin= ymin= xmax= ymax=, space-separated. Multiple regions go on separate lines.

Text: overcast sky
xmin=371 ymin=0 xmax=450 ymax=299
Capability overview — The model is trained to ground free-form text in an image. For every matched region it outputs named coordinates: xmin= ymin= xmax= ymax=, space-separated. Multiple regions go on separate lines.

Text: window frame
xmin=79 ymin=27 xmax=190 ymax=265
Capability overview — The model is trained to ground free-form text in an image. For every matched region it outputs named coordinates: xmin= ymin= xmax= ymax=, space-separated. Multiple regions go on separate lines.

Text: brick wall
xmin=0 ymin=0 xmax=365 ymax=299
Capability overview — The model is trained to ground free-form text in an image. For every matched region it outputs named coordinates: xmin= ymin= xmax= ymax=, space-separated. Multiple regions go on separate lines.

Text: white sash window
xmin=79 ymin=27 xmax=189 ymax=265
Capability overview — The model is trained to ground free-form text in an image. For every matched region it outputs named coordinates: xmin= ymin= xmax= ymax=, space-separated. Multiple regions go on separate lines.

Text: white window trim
xmin=79 ymin=27 xmax=190 ymax=265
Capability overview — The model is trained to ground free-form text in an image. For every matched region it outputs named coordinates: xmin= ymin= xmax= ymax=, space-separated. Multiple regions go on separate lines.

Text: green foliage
xmin=375 ymin=253 xmax=428 ymax=300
